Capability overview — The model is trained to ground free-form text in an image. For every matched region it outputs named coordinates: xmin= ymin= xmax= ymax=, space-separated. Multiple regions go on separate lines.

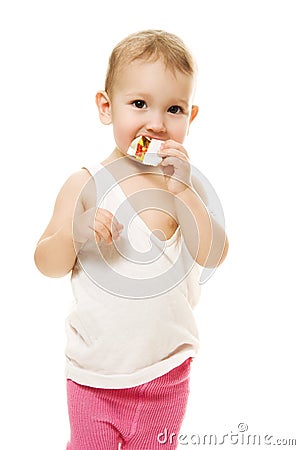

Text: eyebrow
xmin=124 ymin=92 xmax=148 ymax=98
xmin=175 ymin=99 xmax=189 ymax=108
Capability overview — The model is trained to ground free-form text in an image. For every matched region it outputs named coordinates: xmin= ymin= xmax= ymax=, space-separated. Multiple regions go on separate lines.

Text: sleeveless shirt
xmin=65 ymin=163 xmax=202 ymax=388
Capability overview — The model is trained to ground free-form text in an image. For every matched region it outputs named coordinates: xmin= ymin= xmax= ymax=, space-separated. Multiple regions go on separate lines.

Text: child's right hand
xmin=73 ymin=207 xmax=124 ymax=247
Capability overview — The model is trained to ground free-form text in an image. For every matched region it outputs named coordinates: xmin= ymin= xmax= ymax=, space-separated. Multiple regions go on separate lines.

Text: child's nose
xmin=145 ymin=113 xmax=166 ymax=134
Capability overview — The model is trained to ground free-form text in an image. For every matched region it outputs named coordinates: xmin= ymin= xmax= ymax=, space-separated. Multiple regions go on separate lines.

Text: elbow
xmin=196 ymin=234 xmax=229 ymax=268
xmin=217 ymin=235 xmax=229 ymax=266
xmin=34 ymin=247 xmax=73 ymax=278
xmin=34 ymin=262 xmax=72 ymax=278
xmin=35 ymin=265 xmax=72 ymax=279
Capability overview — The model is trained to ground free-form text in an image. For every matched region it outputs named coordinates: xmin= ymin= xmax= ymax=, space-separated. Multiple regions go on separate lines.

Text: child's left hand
xmin=158 ymin=140 xmax=192 ymax=195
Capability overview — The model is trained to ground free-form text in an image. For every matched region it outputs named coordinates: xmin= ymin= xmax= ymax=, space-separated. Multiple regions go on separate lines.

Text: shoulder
xmin=61 ymin=168 xmax=92 ymax=191
xmin=36 ymin=169 xmax=93 ymax=243
xmin=57 ymin=169 xmax=91 ymax=202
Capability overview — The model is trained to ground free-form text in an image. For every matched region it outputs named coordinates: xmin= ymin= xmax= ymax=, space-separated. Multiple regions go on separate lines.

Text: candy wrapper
xmin=127 ymin=136 xmax=163 ymax=166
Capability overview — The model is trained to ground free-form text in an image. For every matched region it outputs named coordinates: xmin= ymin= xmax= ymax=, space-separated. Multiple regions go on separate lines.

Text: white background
xmin=1 ymin=0 xmax=299 ymax=448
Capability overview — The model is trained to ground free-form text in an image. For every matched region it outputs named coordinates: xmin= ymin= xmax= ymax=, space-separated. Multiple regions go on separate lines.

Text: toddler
xmin=35 ymin=29 xmax=228 ymax=450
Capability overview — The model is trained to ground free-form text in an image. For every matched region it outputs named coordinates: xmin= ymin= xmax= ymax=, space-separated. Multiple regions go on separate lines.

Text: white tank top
xmin=65 ymin=163 xmax=202 ymax=388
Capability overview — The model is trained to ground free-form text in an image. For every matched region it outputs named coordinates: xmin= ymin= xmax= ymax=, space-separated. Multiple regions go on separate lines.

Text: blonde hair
xmin=105 ymin=30 xmax=196 ymax=96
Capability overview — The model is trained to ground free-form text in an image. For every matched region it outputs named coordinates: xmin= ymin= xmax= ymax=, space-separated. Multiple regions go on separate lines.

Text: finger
xmin=98 ymin=209 xmax=123 ymax=231
xmin=93 ymin=222 xmax=113 ymax=244
xmin=158 ymin=148 xmax=189 ymax=161
xmin=161 ymin=140 xmax=189 ymax=158
xmin=161 ymin=156 xmax=190 ymax=169
xmin=95 ymin=209 xmax=123 ymax=238
xmin=93 ymin=214 xmax=115 ymax=244
xmin=94 ymin=220 xmax=121 ymax=243
xmin=95 ymin=208 xmax=114 ymax=223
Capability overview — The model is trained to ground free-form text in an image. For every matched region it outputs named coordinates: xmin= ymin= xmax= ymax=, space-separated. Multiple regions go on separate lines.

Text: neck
xmin=102 ymin=147 xmax=125 ymax=164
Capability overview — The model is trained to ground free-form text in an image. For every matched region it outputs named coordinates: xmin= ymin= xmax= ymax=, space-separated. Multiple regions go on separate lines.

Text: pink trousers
xmin=66 ymin=358 xmax=192 ymax=450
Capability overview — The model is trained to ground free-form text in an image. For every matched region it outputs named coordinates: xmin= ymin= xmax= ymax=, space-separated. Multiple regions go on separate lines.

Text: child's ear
xmin=95 ymin=91 xmax=112 ymax=125
xmin=189 ymin=105 xmax=199 ymax=124
xmin=186 ymin=105 xmax=199 ymax=135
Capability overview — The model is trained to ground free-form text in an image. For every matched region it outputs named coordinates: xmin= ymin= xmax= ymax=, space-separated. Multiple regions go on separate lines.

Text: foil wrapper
xmin=127 ymin=136 xmax=163 ymax=166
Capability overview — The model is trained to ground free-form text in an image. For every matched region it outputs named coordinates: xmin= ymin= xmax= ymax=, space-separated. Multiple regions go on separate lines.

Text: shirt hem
xmin=65 ymin=350 xmax=197 ymax=389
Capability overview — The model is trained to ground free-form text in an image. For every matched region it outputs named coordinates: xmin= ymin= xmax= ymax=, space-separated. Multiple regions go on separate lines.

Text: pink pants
xmin=66 ymin=358 xmax=192 ymax=450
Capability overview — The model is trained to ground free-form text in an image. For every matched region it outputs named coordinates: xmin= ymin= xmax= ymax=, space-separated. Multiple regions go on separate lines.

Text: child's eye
xmin=132 ymin=100 xmax=147 ymax=109
xmin=168 ymin=105 xmax=182 ymax=114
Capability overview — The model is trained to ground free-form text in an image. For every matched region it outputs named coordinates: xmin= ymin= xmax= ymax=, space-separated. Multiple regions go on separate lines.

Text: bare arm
xmin=34 ymin=170 xmax=90 ymax=278
xmin=34 ymin=168 xmax=124 ymax=278
xmin=174 ymin=184 xmax=229 ymax=268
xmin=158 ymin=139 xmax=228 ymax=268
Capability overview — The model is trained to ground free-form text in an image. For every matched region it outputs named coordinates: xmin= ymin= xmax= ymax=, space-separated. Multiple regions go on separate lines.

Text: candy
xmin=127 ymin=136 xmax=163 ymax=166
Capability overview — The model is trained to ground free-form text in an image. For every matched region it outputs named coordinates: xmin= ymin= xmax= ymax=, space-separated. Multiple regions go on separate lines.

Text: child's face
xmin=98 ymin=59 xmax=198 ymax=155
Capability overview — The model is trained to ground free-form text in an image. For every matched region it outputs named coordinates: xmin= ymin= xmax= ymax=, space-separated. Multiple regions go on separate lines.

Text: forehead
xmin=113 ymin=59 xmax=195 ymax=99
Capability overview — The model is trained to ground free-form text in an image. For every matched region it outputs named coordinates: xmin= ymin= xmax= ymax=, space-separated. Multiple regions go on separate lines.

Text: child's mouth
xmin=126 ymin=136 xmax=163 ymax=166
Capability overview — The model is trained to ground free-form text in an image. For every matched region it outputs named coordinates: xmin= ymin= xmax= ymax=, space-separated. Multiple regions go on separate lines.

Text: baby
xmin=35 ymin=30 xmax=228 ymax=450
